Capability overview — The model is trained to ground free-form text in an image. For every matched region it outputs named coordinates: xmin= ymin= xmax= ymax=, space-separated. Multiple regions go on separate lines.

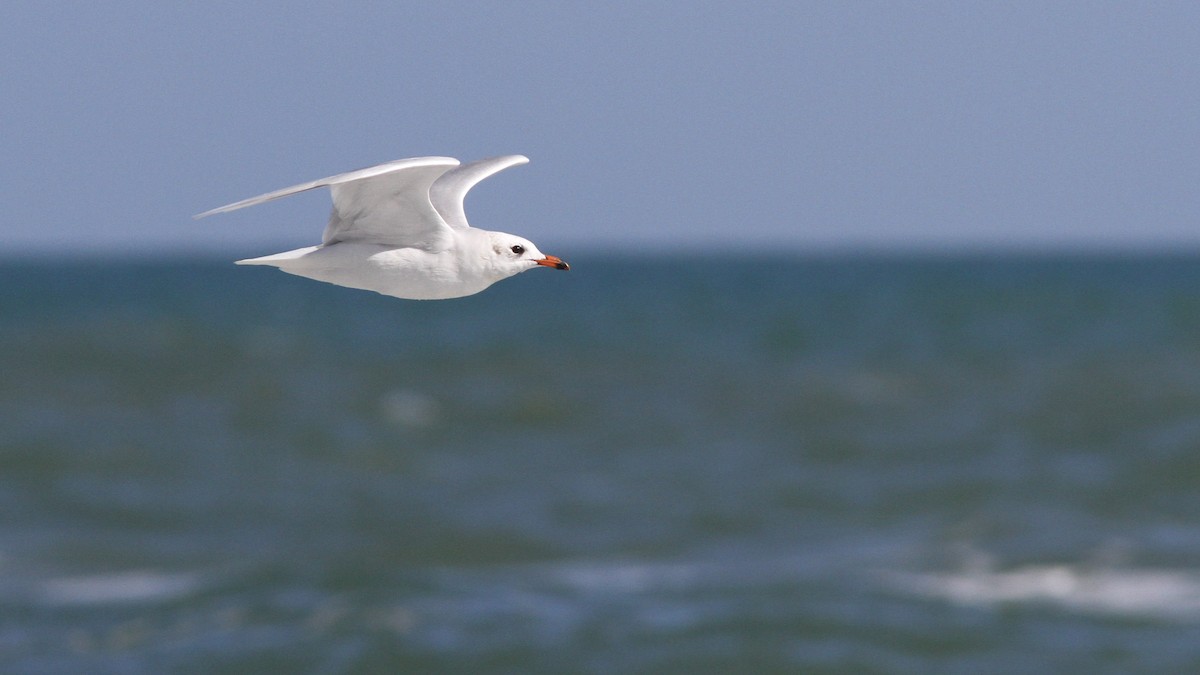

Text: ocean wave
xmin=886 ymin=564 xmax=1200 ymax=621
xmin=38 ymin=570 xmax=204 ymax=607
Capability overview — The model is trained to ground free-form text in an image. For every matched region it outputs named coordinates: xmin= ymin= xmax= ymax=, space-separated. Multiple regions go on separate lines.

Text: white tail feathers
xmin=235 ymin=246 xmax=320 ymax=266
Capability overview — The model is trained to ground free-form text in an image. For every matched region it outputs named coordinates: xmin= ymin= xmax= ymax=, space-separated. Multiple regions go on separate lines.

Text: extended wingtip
xmin=195 ymin=156 xmax=462 ymax=221
xmin=193 ymin=201 xmax=247 ymax=219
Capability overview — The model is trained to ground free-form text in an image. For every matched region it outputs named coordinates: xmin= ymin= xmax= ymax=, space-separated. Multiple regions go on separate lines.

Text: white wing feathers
xmin=429 ymin=155 xmax=529 ymax=230
xmin=193 ymin=157 xmax=458 ymax=219
xmin=195 ymin=154 xmax=528 ymax=252
xmin=323 ymin=160 xmax=458 ymax=248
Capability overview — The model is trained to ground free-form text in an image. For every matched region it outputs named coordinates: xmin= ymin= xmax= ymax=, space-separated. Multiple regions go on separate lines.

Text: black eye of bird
xmin=510 ymin=245 xmax=525 ymax=255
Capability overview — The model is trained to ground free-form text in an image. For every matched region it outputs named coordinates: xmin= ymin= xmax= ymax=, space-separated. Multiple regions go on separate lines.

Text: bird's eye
xmin=510 ymin=245 xmax=525 ymax=255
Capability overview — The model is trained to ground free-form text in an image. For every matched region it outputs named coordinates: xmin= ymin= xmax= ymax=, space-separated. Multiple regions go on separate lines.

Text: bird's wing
xmin=322 ymin=158 xmax=461 ymax=249
xmin=429 ymin=155 xmax=529 ymax=230
xmin=194 ymin=157 xmax=461 ymax=250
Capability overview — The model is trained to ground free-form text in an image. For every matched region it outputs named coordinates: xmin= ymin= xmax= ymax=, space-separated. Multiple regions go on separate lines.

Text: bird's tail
xmin=235 ymin=245 xmax=321 ymax=267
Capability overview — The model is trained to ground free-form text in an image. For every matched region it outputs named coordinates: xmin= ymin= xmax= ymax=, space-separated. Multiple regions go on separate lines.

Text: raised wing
xmin=194 ymin=157 xmax=457 ymax=218
xmin=195 ymin=156 xmax=461 ymax=251
xmin=323 ymin=158 xmax=459 ymax=249
xmin=429 ymin=155 xmax=529 ymax=230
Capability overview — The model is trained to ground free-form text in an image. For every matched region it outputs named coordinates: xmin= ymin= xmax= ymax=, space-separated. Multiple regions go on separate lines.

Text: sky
xmin=3 ymin=2 xmax=1199 ymax=255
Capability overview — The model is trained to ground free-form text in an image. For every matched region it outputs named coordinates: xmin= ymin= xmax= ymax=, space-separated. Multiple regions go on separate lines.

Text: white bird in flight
xmin=195 ymin=155 xmax=569 ymax=300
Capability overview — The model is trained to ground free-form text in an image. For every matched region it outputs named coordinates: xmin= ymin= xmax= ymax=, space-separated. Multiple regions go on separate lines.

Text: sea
xmin=3 ymin=252 xmax=1200 ymax=673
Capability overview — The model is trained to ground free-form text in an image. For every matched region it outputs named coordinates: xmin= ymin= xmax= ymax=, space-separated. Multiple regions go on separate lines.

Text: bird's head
xmin=487 ymin=232 xmax=570 ymax=277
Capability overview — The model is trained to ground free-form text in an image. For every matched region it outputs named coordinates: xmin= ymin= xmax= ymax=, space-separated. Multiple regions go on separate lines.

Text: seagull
xmin=195 ymin=155 xmax=569 ymax=300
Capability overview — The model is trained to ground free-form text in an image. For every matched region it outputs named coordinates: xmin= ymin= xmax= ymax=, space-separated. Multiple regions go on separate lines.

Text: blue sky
xmin=3 ymin=2 xmax=1199 ymax=255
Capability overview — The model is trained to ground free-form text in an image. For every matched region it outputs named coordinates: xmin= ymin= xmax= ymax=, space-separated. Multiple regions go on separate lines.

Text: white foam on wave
xmin=888 ymin=564 xmax=1200 ymax=620
xmin=39 ymin=570 xmax=201 ymax=607
xmin=549 ymin=560 xmax=704 ymax=595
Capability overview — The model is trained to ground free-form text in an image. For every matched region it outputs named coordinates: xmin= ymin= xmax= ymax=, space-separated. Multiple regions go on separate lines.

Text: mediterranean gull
xmin=195 ymin=155 xmax=569 ymax=300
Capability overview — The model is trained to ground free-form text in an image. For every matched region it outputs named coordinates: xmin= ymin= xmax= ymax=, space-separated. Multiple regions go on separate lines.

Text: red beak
xmin=535 ymin=255 xmax=570 ymax=270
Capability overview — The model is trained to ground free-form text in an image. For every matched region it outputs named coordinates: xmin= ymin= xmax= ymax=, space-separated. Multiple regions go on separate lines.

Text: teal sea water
xmin=3 ymin=253 xmax=1200 ymax=673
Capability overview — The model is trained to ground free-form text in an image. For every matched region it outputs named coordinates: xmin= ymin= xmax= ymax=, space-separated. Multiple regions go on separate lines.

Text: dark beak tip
xmin=537 ymin=256 xmax=569 ymax=270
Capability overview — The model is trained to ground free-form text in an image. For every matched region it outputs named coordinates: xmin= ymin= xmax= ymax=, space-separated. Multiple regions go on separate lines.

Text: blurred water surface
xmin=3 ymin=253 xmax=1200 ymax=673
